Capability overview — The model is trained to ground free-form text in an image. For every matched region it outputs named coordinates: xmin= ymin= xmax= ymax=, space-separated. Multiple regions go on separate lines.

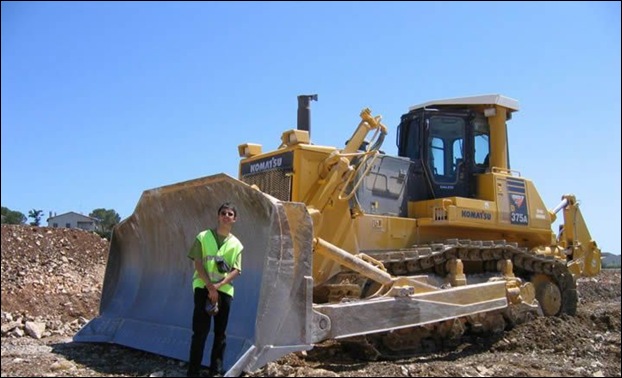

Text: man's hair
xmin=218 ymin=202 xmax=237 ymax=218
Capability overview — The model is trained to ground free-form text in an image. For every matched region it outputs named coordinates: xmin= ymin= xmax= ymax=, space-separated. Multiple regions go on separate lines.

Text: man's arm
xmin=193 ymin=258 xmax=219 ymax=303
xmin=189 ymin=239 xmax=218 ymax=303
xmin=214 ymin=268 xmax=240 ymax=290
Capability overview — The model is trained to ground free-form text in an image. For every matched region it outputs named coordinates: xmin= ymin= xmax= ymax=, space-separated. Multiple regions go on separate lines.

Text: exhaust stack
xmin=297 ymin=94 xmax=318 ymax=137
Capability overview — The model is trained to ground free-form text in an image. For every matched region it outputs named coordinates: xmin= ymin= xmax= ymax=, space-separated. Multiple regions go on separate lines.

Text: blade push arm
xmin=550 ymin=194 xmax=601 ymax=277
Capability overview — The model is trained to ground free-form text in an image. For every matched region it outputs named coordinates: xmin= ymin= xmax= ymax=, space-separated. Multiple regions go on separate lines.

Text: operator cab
xmin=396 ymin=94 xmax=518 ymax=201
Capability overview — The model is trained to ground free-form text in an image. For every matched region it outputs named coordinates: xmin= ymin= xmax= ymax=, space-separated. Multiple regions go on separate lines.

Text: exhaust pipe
xmin=297 ymin=94 xmax=318 ymax=136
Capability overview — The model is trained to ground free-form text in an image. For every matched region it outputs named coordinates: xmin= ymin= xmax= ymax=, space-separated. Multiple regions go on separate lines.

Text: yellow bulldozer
xmin=75 ymin=94 xmax=601 ymax=376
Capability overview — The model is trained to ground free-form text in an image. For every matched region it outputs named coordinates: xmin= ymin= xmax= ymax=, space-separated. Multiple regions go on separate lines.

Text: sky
xmin=1 ymin=2 xmax=620 ymax=254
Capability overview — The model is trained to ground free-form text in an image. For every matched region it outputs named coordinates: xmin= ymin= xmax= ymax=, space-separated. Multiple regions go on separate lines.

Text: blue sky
xmin=2 ymin=2 xmax=620 ymax=255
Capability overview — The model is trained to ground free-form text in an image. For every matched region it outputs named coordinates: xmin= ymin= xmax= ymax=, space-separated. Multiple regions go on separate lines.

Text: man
xmin=186 ymin=202 xmax=243 ymax=377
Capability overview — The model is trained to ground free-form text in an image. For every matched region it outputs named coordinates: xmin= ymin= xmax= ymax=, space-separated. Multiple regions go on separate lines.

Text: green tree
xmin=28 ymin=209 xmax=44 ymax=226
xmin=1 ymin=206 xmax=27 ymax=225
xmin=90 ymin=208 xmax=121 ymax=239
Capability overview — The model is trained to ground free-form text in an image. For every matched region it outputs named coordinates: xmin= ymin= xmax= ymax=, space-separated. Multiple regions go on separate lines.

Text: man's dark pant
xmin=187 ymin=287 xmax=232 ymax=376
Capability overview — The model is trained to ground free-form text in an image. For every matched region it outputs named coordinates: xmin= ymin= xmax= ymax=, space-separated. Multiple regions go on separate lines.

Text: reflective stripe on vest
xmin=191 ymin=229 xmax=242 ymax=297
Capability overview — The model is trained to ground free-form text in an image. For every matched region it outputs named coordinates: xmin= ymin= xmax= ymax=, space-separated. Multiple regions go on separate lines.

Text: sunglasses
xmin=220 ymin=211 xmax=235 ymax=217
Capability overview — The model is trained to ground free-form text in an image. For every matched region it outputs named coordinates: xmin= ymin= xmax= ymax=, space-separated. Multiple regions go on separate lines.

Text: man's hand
xmin=207 ymin=284 xmax=219 ymax=304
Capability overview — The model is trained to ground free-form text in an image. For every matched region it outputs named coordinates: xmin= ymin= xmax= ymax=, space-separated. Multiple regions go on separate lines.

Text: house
xmin=47 ymin=211 xmax=100 ymax=232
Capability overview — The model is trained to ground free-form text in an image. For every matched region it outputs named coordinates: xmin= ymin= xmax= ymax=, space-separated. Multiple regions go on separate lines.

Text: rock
xmin=1 ymin=320 xmax=21 ymax=334
xmin=50 ymin=360 xmax=75 ymax=371
xmin=24 ymin=321 xmax=46 ymax=339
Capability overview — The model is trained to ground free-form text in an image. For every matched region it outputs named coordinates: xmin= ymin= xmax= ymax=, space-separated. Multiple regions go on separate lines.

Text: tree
xmin=89 ymin=208 xmax=121 ymax=239
xmin=28 ymin=209 xmax=44 ymax=226
xmin=1 ymin=206 xmax=27 ymax=225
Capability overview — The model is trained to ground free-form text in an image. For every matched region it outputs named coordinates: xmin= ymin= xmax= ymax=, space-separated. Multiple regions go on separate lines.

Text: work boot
xmin=186 ymin=367 xmax=200 ymax=377
xmin=209 ymin=359 xmax=224 ymax=376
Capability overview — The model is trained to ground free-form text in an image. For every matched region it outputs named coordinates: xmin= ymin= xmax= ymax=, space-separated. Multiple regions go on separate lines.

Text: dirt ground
xmin=1 ymin=224 xmax=620 ymax=377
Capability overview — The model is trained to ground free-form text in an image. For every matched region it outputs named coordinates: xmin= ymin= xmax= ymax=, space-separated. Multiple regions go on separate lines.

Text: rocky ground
xmin=1 ymin=224 xmax=620 ymax=377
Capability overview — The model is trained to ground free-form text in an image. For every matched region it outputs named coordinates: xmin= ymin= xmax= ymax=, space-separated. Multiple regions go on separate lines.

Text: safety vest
xmin=191 ymin=229 xmax=243 ymax=297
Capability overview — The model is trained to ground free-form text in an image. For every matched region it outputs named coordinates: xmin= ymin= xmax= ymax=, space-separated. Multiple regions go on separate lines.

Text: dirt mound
xmin=1 ymin=224 xmax=108 ymax=322
xmin=1 ymin=224 xmax=620 ymax=377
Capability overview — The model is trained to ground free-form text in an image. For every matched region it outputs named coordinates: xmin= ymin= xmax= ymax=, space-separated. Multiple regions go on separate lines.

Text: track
xmin=339 ymin=239 xmax=577 ymax=358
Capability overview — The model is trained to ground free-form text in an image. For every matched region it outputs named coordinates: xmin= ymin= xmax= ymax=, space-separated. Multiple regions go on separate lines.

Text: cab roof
xmin=408 ymin=94 xmax=520 ymax=112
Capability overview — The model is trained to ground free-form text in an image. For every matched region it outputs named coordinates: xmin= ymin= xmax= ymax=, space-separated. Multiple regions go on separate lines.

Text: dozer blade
xmin=74 ymin=173 xmax=316 ymax=376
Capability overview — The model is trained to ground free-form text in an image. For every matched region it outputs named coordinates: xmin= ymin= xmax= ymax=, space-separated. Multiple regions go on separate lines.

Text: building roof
xmin=47 ymin=211 xmax=100 ymax=222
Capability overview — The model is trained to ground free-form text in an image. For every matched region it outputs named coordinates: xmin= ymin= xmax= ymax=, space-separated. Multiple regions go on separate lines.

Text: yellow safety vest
xmin=191 ymin=230 xmax=243 ymax=297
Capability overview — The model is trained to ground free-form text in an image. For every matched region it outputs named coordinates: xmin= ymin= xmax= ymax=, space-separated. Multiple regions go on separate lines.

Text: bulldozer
xmin=74 ymin=94 xmax=601 ymax=376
